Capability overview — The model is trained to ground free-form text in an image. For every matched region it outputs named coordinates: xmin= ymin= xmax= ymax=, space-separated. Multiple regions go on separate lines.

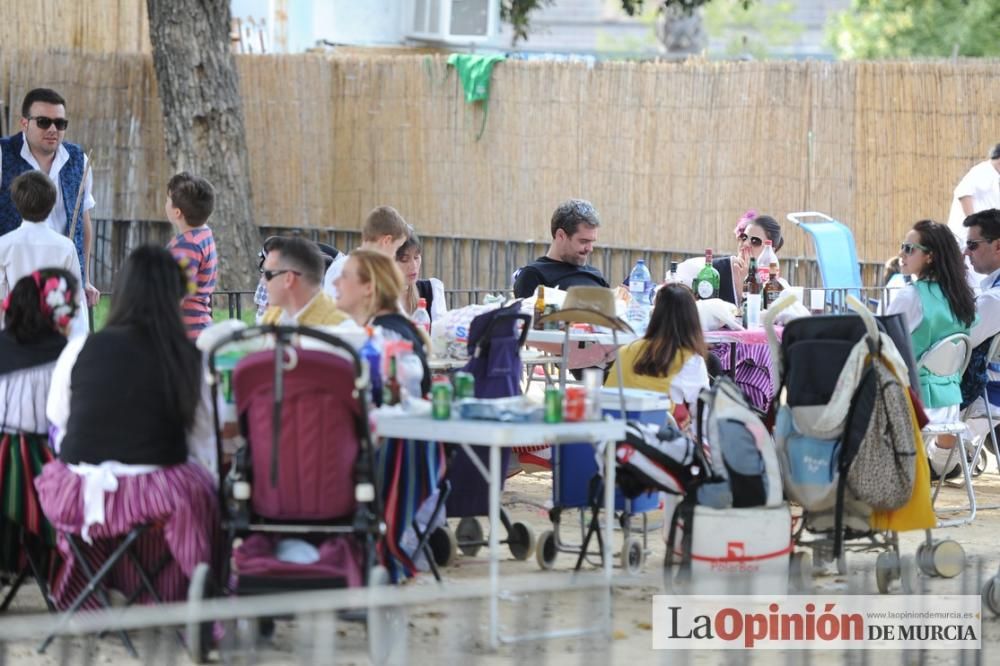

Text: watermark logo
xmin=652 ymin=595 xmax=981 ymax=650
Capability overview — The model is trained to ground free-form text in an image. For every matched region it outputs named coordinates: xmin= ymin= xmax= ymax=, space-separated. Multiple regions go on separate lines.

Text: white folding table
xmin=371 ymin=412 xmax=625 ymax=649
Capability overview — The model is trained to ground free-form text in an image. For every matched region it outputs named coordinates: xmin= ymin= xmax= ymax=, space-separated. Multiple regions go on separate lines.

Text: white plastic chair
xmin=917 ymin=333 xmax=975 ymax=528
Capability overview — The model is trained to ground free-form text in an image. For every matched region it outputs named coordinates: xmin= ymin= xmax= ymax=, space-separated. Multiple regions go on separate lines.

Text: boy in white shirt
xmin=0 ymin=171 xmax=88 ymax=337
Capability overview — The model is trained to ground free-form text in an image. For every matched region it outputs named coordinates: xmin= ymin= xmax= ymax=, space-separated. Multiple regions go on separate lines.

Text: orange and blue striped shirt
xmin=167 ymin=226 xmax=217 ymax=339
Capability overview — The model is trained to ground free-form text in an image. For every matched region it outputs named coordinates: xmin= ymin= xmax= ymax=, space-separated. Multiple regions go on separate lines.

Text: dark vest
xmin=58 ymin=327 xmax=189 ymax=467
xmin=0 ymin=133 xmax=87 ymax=281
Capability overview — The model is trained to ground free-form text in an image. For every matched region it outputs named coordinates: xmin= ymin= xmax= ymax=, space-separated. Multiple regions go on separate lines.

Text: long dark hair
xmin=106 ymin=245 xmax=202 ymax=431
xmin=912 ymin=219 xmax=976 ymax=327
xmin=751 ymin=215 xmax=784 ymax=251
xmin=632 ymin=284 xmax=707 ymax=378
xmin=3 ymin=268 xmax=79 ymax=343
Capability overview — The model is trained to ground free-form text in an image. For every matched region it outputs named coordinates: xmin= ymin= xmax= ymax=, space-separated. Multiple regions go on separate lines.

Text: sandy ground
xmin=2 ymin=462 xmax=999 ymax=664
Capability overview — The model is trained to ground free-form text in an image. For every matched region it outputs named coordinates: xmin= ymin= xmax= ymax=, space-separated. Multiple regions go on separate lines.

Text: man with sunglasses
xmin=0 ymin=88 xmax=98 ymax=309
xmin=959 ymin=209 xmax=1000 ymax=452
xmin=258 ymin=236 xmax=347 ymax=326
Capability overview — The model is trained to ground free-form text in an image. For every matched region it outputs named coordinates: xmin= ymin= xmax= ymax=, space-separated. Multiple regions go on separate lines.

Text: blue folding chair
xmin=787 ymin=211 xmax=863 ymax=308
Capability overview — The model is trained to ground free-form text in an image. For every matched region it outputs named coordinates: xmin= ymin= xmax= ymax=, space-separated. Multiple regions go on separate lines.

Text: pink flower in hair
xmin=734 ymin=209 xmax=757 ymax=237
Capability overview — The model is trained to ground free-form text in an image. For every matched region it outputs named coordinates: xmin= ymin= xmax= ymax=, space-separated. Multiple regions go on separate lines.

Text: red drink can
xmin=564 ymin=386 xmax=587 ymax=422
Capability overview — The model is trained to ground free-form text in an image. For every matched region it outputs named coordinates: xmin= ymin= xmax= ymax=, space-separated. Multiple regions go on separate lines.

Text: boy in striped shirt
xmin=165 ymin=172 xmax=217 ymax=340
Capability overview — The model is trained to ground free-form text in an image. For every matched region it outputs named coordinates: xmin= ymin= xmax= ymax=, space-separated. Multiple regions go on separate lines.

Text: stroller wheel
xmin=875 ymin=551 xmax=898 ymax=594
xmin=185 ymin=562 xmax=214 ymax=664
xmin=899 ymin=555 xmax=918 ymax=594
xmin=367 ymin=565 xmax=407 ymax=666
xmin=917 ymin=539 xmax=965 ymax=579
xmin=982 ymin=576 xmax=1000 ymax=616
xmin=455 ymin=517 xmax=484 ymax=557
xmin=536 ymin=530 xmax=558 ymax=570
xmin=429 ymin=526 xmax=459 ymax=567
xmin=508 ymin=522 xmax=535 ymax=561
xmin=788 ymin=552 xmax=812 ymax=593
xmin=621 ymin=537 xmax=644 ymax=575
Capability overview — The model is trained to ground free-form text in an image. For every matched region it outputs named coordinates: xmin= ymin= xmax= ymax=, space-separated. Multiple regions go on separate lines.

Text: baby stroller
xmin=197 ymin=324 xmax=391 ymax=662
xmin=766 ymin=295 xmax=948 ymax=593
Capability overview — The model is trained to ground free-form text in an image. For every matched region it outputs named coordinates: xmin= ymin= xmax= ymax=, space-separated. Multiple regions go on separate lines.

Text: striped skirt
xmin=376 ymin=438 xmax=446 ymax=581
xmin=0 ymin=432 xmax=56 ymax=575
xmin=710 ymin=341 xmax=775 ymax=414
xmin=34 ymin=460 xmax=219 ymax=610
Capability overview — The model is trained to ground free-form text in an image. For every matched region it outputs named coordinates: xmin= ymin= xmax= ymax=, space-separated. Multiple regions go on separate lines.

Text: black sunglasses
xmin=966 ymin=238 xmax=996 ymax=251
xmin=260 ymin=268 xmax=300 ymax=282
xmin=28 ymin=116 xmax=69 ymax=131
xmin=738 ymin=233 xmax=764 ymax=247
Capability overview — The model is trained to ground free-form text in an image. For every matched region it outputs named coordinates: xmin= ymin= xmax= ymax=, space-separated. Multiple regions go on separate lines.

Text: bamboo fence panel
xmin=0 ymin=0 xmax=150 ymax=54
xmin=3 ymin=49 xmax=1000 ymax=273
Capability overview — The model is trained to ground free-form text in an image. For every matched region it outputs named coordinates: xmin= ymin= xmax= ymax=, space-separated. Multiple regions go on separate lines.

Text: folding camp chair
xmin=786 ymin=211 xmax=864 ymax=308
xmin=965 ymin=334 xmax=1000 ymax=474
xmin=39 ymin=523 xmax=176 ymax=656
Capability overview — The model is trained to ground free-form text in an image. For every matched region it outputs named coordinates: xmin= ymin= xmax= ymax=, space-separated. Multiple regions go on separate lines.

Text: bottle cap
xmin=417 ymin=298 xmax=427 ymax=308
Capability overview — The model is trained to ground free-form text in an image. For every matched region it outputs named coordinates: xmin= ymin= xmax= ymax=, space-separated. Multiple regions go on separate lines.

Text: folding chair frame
xmin=38 ymin=523 xmax=177 ymax=657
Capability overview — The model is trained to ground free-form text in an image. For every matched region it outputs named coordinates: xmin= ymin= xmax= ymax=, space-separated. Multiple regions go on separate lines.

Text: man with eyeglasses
xmin=512 ymin=198 xmax=609 ymax=299
xmin=258 ymin=236 xmax=347 ymax=326
xmin=957 ymin=210 xmax=1000 ymax=428
xmin=0 ymin=88 xmax=99 ymax=309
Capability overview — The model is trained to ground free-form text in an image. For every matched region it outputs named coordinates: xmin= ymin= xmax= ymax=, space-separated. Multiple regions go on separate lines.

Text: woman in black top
xmin=394 ymin=229 xmax=447 ymax=325
xmin=36 ymin=246 xmax=219 ymax=610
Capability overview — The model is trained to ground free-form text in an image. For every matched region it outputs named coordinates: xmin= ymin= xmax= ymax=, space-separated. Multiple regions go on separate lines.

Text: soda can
xmin=564 ymin=386 xmax=587 ymax=422
xmin=544 ymin=387 xmax=563 ymax=423
xmin=432 ymin=380 xmax=453 ymax=420
xmin=453 ymin=371 xmax=476 ymax=400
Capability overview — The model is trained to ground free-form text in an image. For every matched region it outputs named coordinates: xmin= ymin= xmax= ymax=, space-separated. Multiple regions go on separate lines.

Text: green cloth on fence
xmin=447 ymin=53 xmax=506 ymax=102
xmin=447 ymin=53 xmax=506 ymax=140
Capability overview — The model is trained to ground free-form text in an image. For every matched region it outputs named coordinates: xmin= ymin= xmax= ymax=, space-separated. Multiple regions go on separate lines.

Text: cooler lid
xmin=599 ymin=387 xmax=670 ymax=410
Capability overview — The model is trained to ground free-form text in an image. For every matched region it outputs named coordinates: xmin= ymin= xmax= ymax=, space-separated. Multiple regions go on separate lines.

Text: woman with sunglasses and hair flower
xmin=677 ymin=211 xmax=785 ymax=305
xmin=887 ymin=219 xmax=977 ymax=478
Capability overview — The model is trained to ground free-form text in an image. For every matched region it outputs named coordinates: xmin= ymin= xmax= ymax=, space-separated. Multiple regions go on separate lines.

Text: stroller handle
xmin=786 ymin=211 xmax=835 ymax=226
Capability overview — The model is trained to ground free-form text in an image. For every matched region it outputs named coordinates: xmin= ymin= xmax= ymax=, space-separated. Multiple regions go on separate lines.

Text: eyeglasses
xmin=900 ymin=242 xmax=930 ymax=255
xmin=738 ymin=234 xmax=765 ymax=247
xmin=966 ymin=238 xmax=995 ymax=251
xmin=28 ymin=116 xmax=69 ymax=131
xmin=260 ymin=268 xmax=300 ymax=282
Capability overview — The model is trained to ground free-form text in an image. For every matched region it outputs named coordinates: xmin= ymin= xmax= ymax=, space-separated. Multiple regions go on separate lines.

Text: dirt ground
xmin=2 ymin=463 xmax=999 ymax=664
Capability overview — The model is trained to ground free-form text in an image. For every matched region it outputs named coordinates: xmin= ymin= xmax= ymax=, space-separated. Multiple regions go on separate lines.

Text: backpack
xmin=840 ymin=349 xmax=917 ymax=512
xmin=694 ymin=376 xmax=784 ymax=509
xmin=613 ymin=420 xmax=703 ymax=499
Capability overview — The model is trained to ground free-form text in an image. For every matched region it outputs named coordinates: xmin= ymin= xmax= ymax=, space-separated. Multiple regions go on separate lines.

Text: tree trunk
xmin=146 ymin=0 xmax=258 ymax=291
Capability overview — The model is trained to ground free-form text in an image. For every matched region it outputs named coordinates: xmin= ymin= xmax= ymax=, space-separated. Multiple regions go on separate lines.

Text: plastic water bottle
xmin=397 ymin=348 xmax=425 ymax=401
xmin=627 ymin=259 xmax=652 ymax=335
xmin=360 ymin=326 xmax=383 ymax=407
xmin=411 ymin=298 xmax=431 ymax=335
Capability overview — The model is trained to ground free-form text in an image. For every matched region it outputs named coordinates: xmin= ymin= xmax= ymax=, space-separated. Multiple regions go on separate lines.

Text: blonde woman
xmin=335 ymin=248 xmax=430 ymax=396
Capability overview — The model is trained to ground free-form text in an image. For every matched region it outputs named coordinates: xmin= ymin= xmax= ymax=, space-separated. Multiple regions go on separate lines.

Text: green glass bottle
xmin=693 ymin=248 xmax=721 ymax=300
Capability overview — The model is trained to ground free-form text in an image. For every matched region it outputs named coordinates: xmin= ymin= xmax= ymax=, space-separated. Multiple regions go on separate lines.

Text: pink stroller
xmin=194 ymin=325 xmax=389 ymax=661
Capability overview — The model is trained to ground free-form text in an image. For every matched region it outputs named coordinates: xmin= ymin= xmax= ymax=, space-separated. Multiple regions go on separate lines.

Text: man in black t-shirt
xmin=512 ymin=199 xmax=609 ymax=298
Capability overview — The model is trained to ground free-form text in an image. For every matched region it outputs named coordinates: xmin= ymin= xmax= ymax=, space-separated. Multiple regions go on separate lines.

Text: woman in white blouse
xmin=0 ymin=268 xmax=79 ymax=577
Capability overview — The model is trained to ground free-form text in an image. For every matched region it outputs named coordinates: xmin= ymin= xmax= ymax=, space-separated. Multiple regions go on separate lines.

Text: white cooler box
xmin=663 ymin=495 xmax=792 ymax=596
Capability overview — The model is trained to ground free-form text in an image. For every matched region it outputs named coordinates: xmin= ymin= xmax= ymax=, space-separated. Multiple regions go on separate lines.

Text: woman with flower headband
xmin=0 ymin=268 xmax=79 ymax=581
xmin=677 ymin=211 xmax=785 ymax=306
xmin=35 ymin=245 xmax=219 ymax=610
